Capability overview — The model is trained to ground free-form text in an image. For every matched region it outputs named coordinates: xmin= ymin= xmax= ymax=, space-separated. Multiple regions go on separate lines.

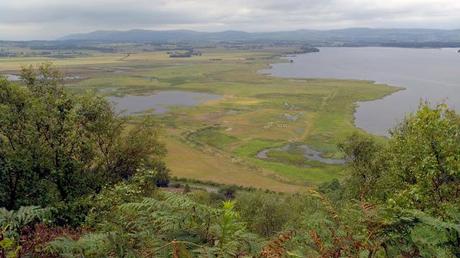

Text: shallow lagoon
xmin=2 ymin=74 xmax=81 ymax=81
xmin=108 ymin=90 xmax=222 ymax=115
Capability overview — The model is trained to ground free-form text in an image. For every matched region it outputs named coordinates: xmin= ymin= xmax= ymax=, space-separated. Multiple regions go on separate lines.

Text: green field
xmin=0 ymin=48 xmax=398 ymax=191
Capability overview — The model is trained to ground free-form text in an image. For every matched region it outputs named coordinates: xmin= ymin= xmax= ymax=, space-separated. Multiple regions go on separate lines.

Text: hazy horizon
xmin=7 ymin=27 xmax=460 ymax=42
xmin=1 ymin=0 xmax=460 ymax=40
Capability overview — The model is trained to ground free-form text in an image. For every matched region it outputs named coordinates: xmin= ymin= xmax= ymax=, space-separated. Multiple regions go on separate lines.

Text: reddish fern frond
xmin=172 ymin=240 xmax=180 ymax=258
xmin=260 ymin=230 xmax=295 ymax=258
xmin=309 ymin=229 xmax=325 ymax=255
xmin=360 ymin=201 xmax=376 ymax=214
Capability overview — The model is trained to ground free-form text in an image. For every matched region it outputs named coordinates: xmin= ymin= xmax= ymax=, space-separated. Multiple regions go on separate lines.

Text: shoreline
xmin=260 ymin=53 xmax=404 ymax=136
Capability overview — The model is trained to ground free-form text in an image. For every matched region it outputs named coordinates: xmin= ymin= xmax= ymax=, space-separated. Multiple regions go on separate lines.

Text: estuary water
xmin=265 ymin=47 xmax=460 ymax=135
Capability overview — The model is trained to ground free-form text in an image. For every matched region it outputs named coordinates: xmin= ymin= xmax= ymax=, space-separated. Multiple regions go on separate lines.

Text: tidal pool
xmin=108 ymin=90 xmax=222 ymax=115
xmin=3 ymin=74 xmax=20 ymax=81
xmin=257 ymin=143 xmax=346 ymax=165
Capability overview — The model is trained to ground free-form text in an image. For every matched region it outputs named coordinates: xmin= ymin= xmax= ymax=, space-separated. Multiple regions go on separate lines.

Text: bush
xmin=236 ymin=192 xmax=293 ymax=237
xmin=0 ymin=64 xmax=166 ymax=225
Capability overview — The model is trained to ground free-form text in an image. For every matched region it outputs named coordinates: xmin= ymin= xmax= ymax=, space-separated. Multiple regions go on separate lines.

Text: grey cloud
xmin=0 ymin=4 xmax=205 ymax=25
xmin=0 ymin=0 xmax=459 ymax=40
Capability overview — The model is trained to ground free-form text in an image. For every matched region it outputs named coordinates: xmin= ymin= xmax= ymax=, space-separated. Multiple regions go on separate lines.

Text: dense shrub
xmin=0 ymin=64 xmax=166 ymax=214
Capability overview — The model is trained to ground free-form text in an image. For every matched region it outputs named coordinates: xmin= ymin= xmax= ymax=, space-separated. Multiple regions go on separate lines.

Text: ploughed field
xmin=0 ymin=48 xmax=397 ymax=191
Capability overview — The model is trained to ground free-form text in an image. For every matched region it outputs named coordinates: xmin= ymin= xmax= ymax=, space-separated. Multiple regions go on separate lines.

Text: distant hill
xmin=60 ymin=29 xmax=251 ymax=42
xmin=60 ymin=28 xmax=460 ymax=45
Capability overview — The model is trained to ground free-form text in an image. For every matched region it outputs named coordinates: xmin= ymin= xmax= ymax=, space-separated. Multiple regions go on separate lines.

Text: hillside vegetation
xmin=0 ymin=65 xmax=459 ymax=257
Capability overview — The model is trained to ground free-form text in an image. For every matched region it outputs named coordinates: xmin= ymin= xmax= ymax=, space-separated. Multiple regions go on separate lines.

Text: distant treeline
xmin=287 ymin=46 xmax=320 ymax=54
xmin=30 ymin=45 xmax=117 ymax=53
xmin=167 ymin=49 xmax=202 ymax=58
xmin=340 ymin=41 xmax=460 ymax=48
xmin=381 ymin=42 xmax=460 ymax=48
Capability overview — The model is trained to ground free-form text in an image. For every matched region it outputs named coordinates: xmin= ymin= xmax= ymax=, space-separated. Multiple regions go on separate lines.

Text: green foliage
xmin=85 ymin=168 xmax=160 ymax=227
xmin=149 ymin=162 xmax=171 ymax=187
xmin=386 ymin=103 xmax=460 ymax=218
xmin=0 ymin=206 xmax=49 ymax=258
xmin=405 ymin=209 xmax=460 ymax=257
xmin=0 ymin=206 xmax=49 ymax=238
xmin=0 ymin=64 xmax=165 ymax=215
xmin=183 ymin=184 xmax=192 ymax=194
xmin=0 ymin=236 xmax=20 ymax=258
xmin=338 ymin=103 xmax=460 ymax=257
xmin=45 ymin=162 xmax=260 ymax=256
xmin=211 ymin=200 xmax=259 ymax=257
xmin=49 ymin=192 xmax=260 ymax=257
xmin=236 ymin=192 xmax=292 ymax=237
xmin=338 ymin=132 xmax=386 ymax=200
xmin=46 ymin=233 xmax=113 ymax=258
xmin=318 ymin=178 xmax=343 ymax=202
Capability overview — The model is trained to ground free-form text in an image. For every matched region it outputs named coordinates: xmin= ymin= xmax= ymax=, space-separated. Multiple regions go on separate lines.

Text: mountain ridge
xmin=59 ymin=28 xmax=460 ymax=44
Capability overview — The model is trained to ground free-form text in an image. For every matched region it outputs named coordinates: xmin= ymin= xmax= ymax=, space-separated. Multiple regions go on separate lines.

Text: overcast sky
xmin=1 ymin=0 xmax=460 ymax=40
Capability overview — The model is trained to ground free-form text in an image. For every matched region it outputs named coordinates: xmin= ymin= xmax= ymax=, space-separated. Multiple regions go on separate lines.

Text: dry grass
xmin=164 ymin=137 xmax=305 ymax=193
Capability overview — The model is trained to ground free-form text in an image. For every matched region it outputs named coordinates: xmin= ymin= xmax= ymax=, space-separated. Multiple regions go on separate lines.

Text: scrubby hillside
xmin=1 ymin=66 xmax=459 ymax=257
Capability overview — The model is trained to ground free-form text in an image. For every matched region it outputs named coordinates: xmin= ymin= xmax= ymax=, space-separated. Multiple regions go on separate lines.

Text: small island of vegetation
xmin=287 ymin=45 xmax=320 ymax=55
xmin=168 ymin=49 xmax=202 ymax=58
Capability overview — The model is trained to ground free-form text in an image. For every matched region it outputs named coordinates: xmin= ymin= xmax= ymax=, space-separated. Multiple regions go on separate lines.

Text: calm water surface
xmin=2 ymin=74 xmax=80 ymax=81
xmin=2 ymin=74 xmax=20 ymax=81
xmin=109 ymin=90 xmax=221 ymax=115
xmin=265 ymin=47 xmax=460 ymax=135
xmin=257 ymin=143 xmax=345 ymax=165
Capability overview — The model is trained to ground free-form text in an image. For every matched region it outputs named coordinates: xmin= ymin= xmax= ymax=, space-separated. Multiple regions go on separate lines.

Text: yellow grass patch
xmin=164 ymin=137 xmax=305 ymax=192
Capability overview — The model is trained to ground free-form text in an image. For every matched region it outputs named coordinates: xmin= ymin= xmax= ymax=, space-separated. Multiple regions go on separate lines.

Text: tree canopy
xmin=0 ymin=64 xmax=167 ymax=210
